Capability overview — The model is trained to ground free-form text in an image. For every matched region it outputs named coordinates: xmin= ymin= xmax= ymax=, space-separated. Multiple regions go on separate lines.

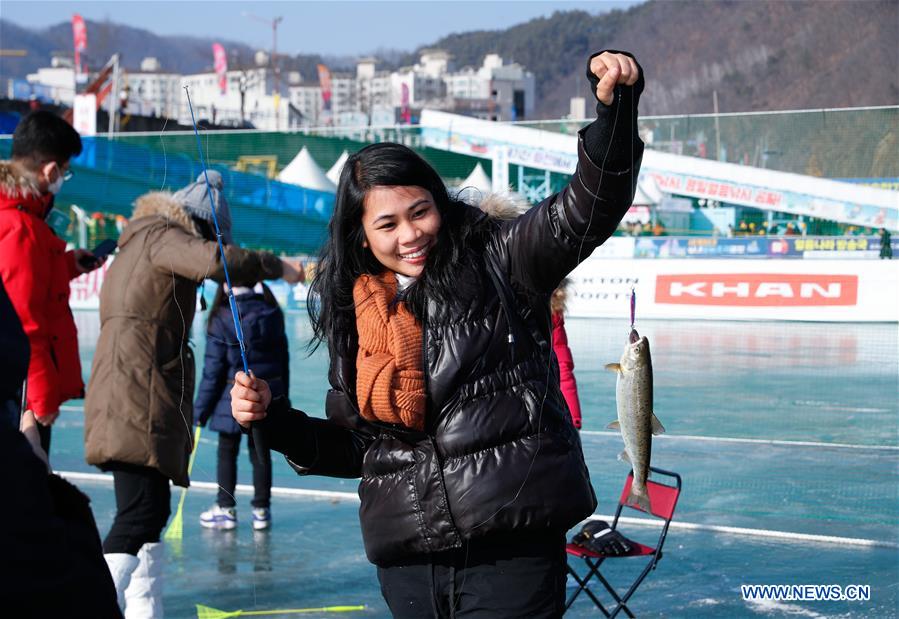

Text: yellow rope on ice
xmin=163 ymin=424 xmax=202 ymax=543
xmin=195 ymin=604 xmax=366 ymax=619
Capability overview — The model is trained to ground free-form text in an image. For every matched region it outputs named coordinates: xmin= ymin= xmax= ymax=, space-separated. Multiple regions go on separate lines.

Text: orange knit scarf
xmin=353 ymin=271 xmax=426 ymax=430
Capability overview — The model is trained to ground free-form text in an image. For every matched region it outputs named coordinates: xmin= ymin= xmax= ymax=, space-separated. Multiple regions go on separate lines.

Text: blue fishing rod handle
xmin=245 ymin=370 xmax=270 ymax=466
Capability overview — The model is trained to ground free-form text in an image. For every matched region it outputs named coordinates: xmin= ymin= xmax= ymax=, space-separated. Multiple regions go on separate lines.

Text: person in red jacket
xmin=552 ymin=279 xmax=583 ymax=429
xmin=0 ymin=111 xmax=103 ymax=453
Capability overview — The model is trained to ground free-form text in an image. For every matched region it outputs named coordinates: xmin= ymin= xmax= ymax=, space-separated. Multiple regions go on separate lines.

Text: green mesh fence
xmin=115 ymin=128 xmax=486 ymax=186
xmin=517 ymin=106 xmax=899 ymax=180
xmin=0 ymin=128 xmax=487 ymax=254
xmin=2 ymin=106 xmax=896 ymax=252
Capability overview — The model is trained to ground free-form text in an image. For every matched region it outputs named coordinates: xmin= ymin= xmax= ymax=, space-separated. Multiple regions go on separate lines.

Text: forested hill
xmin=2 ymin=0 xmax=896 ymax=118
xmin=407 ymin=0 xmax=897 ymax=117
xmin=0 ymin=18 xmax=329 ymax=90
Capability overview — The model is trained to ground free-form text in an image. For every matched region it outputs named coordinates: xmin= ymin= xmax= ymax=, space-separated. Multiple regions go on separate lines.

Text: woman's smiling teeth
xmin=399 ymin=245 xmax=429 ymax=260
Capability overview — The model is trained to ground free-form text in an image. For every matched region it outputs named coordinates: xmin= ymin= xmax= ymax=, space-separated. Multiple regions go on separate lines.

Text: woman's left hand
xmin=589 ymin=52 xmax=641 ymax=106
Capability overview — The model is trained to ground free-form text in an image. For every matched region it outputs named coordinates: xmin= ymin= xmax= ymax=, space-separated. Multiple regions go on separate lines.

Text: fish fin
xmin=617 ymin=450 xmax=631 ymax=464
xmin=651 ymin=413 xmax=666 ymax=435
xmin=627 ymin=487 xmax=652 ymax=513
xmin=606 ymin=420 xmax=621 ymax=431
xmin=604 ymin=363 xmax=621 ymax=373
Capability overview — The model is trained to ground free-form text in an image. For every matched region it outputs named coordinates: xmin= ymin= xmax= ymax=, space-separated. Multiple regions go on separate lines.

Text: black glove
xmin=571 ymin=520 xmax=633 ymax=556
xmin=582 ymin=50 xmax=644 ymax=169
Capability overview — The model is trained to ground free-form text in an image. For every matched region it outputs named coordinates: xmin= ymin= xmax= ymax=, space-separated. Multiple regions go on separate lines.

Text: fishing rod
xmin=183 ymin=86 xmax=268 ymax=464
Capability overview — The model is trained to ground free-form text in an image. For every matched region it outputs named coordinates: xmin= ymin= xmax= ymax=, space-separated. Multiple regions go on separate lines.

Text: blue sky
xmin=2 ymin=1 xmax=642 ymax=56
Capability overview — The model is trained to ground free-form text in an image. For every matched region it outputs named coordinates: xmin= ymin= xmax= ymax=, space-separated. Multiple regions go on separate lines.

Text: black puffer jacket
xmin=261 ymin=121 xmax=643 ymax=565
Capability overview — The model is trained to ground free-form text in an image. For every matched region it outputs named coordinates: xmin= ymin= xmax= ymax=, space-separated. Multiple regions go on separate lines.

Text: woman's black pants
xmin=377 ymin=534 xmax=568 ymax=618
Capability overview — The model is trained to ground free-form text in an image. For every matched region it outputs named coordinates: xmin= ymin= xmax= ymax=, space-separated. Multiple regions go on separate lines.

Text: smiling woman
xmin=361 ymin=185 xmax=441 ymax=278
xmin=231 ymin=50 xmax=645 ymax=618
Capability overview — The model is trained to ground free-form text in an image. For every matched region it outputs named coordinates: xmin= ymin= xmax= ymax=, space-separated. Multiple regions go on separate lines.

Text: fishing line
xmin=153 ymin=93 xmax=250 ymax=574
xmin=156 ymin=115 xmax=224 ymax=491
xmin=184 ymin=88 xmax=252 ymax=386
xmin=158 ymin=115 xmax=169 ymax=190
xmin=182 ymin=86 xmax=272 ymax=608
xmin=465 ymin=79 xmax=624 ymax=530
xmin=454 ymin=63 xmax=634 ymax=613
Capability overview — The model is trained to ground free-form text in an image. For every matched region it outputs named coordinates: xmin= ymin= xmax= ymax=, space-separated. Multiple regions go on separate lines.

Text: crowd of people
xmin=617 ymin=220 xmax=667 ymax=236
xmin=616 ymin=217 xmax=886 ymax=240
xmin=1 ymin=50 xmax=642 ymax=617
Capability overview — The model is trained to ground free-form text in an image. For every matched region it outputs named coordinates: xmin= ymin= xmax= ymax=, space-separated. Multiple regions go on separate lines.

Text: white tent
xmin=460 ymin=163 xmax=492 ymax=193
xmin=633 ymin=175 xmax=663 ymax=206
xmin=277 ymin=147 xmax=337 ymax=193
xmin=326 ymin=150 xmax=349 ymax=185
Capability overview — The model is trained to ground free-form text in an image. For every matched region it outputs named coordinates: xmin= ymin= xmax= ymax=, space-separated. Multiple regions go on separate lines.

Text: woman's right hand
xmin=231 ymin=371 xmax=272 ymax=428
xmin=589 ymin=51 xmax=641 ymax=106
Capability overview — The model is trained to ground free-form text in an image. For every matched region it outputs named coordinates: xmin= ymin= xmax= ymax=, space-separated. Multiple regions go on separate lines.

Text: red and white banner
xmin=73 ymin=256 xmax=897 ymax=322
xmin=568 ymin=258 xmax=898 ymax=322
xmin=212 ymin=43 xmax=228 ymax=95
xmin=401 ymin=83 xmax=411 ymax=124
xmin=317 ymin=64 xmax=332 ymax=111
xmin=647 ymin=172 xmax=787 ymax=210
xmin=72 ymin=14 xmax=87 ymax=74
xmin=654 ymin=273 xmax=858 ymax=307
xmin=73 ymin=94 xmax=97 ymax=136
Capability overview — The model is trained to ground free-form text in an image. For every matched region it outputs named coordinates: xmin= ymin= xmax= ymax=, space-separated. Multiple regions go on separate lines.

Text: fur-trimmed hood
xmin=474 ymin=192 xmax=531 ymax=222
xmin=0 ymin=161 xmax=47 ymax=217
xmin=0 ymin=161 xmax=42 ymax=199
xmin=473 ymin=191 xmax=570 ymax=313
xmin=123 ymin=191 xmax=201 ymax=245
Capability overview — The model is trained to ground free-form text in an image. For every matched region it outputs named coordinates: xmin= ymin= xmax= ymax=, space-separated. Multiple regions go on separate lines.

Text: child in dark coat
xmin=194 ymin=282 xmax=289 ymax=530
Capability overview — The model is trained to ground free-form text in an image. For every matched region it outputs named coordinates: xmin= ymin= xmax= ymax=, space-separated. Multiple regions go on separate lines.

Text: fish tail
xmin=627 ymin=485 xmax=653 ymax=514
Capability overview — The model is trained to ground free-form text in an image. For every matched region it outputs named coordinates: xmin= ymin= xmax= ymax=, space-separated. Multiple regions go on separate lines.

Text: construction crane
xmin=242 ymin=12 xmax=284 ymax=129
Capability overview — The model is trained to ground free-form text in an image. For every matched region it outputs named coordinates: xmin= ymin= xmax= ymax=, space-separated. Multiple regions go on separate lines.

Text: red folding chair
xmin=565 ymin=467 xmax=682 ymax=617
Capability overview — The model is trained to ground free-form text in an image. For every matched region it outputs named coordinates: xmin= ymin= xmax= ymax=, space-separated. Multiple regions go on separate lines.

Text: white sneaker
xmin=200 ymin=504 xmax=237 ymax=530
xmin=252 ymin=507 xmax=271 ymax=530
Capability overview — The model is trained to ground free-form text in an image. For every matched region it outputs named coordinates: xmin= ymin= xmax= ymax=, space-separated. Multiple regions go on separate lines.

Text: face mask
xmin=47 ymin=175 xmax=64 ymax=195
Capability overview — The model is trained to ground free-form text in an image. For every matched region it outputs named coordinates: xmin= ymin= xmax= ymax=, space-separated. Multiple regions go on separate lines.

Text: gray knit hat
xmin=173 ymin=170 xmax=234 ymax=244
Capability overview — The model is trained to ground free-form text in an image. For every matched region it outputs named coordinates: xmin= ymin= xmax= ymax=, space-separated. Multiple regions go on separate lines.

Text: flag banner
xmin=72 ymin=14 xmax=87 ymax=74
xmin=401 ymin=82 xmax=411 ymax=124
xmin=317 ymin=64 xmax=332 ymax=111
xmin=213 ymin=43 xmax=228 ymax=95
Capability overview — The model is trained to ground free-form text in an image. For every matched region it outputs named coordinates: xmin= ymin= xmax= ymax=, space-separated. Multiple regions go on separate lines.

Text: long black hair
xmin=308 ymin=142 xmax=491 ymax=356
